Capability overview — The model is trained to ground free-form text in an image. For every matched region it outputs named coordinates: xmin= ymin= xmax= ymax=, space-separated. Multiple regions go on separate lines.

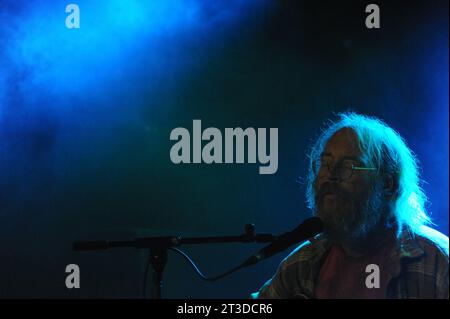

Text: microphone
xmin=242 ymin=217 xmax=323 ymax=267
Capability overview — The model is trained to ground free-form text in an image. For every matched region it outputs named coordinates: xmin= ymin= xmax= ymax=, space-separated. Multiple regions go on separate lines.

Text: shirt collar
xmin=311 ymin=226 xmax=425 ymax=259
xmin=396 ymin=227 xmax=425 ymax=259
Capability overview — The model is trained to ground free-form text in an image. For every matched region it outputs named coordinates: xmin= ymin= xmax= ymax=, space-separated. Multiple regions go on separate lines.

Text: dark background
xmin=0 ymin=0 xmax=448 ymax=298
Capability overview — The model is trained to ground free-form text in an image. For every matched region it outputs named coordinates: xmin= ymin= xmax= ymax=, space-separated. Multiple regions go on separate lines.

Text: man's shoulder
xmin=281 ymin=234 xmax=330 ymax=268
xmin=251 ymin=236 xmax=328 ymax=299
xmin=413 ymin=226 xmax=449 ymax=260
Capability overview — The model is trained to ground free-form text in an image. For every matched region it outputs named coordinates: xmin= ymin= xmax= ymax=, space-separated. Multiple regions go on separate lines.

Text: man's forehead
xmin=321 ymin=128 xmax=361 ymax=159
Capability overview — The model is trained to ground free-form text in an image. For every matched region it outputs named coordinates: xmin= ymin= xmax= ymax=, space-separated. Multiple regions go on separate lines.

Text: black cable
xmin=142 ymin=248 xmax=247 ymax=298
xmin=169 ymin=247 xmax=245 ymax=281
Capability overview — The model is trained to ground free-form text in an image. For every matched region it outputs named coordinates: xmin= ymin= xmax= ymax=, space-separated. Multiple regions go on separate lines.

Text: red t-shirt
xmin=315 ymin=243 xmax=395 ymax=299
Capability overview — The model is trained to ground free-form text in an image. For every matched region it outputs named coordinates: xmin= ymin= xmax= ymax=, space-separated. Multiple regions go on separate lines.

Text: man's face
xmin=313 ymin=128 xmax=383 ymax=243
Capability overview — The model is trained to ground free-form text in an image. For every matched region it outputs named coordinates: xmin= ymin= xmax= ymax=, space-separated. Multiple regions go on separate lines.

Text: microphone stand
xmin=73 ymin=224 xmax=275 ymax=299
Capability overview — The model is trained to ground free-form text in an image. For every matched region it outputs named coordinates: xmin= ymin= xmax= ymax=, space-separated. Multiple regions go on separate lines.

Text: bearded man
xmin=253 ymin=112 xmax=449 ymax=299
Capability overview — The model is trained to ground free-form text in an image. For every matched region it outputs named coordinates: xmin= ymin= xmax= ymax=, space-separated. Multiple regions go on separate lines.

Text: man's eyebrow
xmin=320 ymin=152 xmax=333 ymax=158
xmin=340 ymin=156 xmax=360 ymax=162
xmin=319 ymin=153 xmax=360 ymax=162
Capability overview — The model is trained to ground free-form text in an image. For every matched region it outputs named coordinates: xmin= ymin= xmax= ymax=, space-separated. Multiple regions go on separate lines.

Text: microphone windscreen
xmin=292 ymin=217 xmax=323 ymax=239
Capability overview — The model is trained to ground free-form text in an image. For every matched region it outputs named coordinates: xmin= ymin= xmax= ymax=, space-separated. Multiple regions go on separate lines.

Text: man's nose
xmin=327 ymin=165 xmax=339 ymax=182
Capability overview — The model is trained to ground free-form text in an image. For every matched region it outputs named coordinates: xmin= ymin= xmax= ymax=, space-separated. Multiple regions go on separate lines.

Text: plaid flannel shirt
xmin=252 ymin=226 xmax=449 ymax=299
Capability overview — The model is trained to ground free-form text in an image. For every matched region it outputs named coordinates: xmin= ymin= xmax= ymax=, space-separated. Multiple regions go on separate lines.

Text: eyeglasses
xmin=313 ymin=158 xmax=377 ymax=181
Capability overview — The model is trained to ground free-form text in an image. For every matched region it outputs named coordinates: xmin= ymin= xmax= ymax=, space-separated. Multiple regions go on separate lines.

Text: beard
xmin=314 ymin=181 xmax=388 ymax=245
